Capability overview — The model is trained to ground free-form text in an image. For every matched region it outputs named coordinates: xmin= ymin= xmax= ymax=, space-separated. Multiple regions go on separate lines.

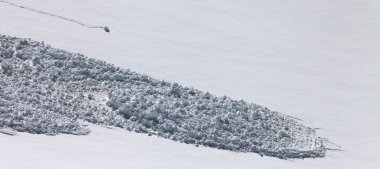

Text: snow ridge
xmin=0 ymin=35 xmax=326 ymax=159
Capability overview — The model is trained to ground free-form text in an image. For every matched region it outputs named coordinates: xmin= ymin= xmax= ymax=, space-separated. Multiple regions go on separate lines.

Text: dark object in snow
xmin=103 ymin=26 xmax=110 ymax=33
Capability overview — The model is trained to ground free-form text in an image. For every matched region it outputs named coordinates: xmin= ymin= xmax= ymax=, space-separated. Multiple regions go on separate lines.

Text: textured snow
xmin=0 ymin=35 xmax=325 ymax=158
xmin=0 ymin=0 xmax=379 ymax=168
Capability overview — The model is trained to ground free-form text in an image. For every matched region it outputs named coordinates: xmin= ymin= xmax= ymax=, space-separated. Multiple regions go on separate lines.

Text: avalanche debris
xmin=0 ymin=35 xmax=326 ymax=159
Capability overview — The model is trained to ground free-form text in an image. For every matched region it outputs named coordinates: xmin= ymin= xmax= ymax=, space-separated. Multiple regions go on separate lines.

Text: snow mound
xmin=0 ymin=35 xmax=326 ymax=159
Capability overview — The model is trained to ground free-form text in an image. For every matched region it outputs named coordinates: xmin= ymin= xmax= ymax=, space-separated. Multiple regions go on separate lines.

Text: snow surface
xmin=0 ymin=0 xmax=380 ymax=168
xmin=0 ymin=124 xmax=329 ymax=169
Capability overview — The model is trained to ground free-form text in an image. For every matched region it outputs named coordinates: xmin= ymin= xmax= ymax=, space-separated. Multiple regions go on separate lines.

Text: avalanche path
xmin=0 ymin=34 xmax=326 ymax=159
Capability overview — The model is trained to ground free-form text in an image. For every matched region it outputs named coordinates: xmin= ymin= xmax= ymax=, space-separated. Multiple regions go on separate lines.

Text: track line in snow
xmin=0 ymin=0 xmax=110 ymax=32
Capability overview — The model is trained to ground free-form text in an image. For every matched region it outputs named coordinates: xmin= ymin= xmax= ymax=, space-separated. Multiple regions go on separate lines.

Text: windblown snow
xmin=0 ymin=35 xmax=326 ymax=159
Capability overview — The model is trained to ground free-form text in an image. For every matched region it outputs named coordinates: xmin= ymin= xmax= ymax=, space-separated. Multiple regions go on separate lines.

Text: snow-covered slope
xmin=0 ymin=124 xmax=327 ymax=169
xmin=1 ymin=0 xmax=379 ymax=168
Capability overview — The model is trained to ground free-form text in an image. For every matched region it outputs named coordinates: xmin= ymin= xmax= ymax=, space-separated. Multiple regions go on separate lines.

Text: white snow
xmin=0 ymin=124 xmax=339 ymax=169
xmin=0 ymin=0 xmax=379 ymax=168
